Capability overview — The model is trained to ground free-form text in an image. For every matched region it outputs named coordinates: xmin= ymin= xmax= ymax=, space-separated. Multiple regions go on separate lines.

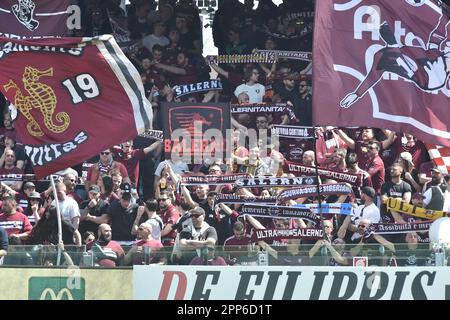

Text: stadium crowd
xmin=0 ymin=0 xmax=447 ymax=267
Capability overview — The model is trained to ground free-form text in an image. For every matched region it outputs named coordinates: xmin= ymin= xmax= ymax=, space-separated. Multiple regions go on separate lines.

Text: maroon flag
xmin=313 ymin=0 xmax=450 ymax=146
xmin=0 ymin=35 xmax=153 ymax=178
xmin=0 ymin=0 xmax=78 ymax=37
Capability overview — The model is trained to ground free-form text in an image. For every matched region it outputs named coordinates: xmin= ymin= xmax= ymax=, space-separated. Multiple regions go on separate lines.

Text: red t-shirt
xmin=0 ymin=211 xmax=32 ymax=237
xmin=159 ymin=204 xmax=180 ymax=246
xmin=86 ymin=161 xmax=129 ymax=186
xmin=131 ymin=239 xmax=164 ymax=265
xmin=111 ymin=147 xmax=145 ymax=185
xmin=87 ymin=240 xmax=125 ymax=267
xmin=364 ymin=155 xmax=385 ymax=194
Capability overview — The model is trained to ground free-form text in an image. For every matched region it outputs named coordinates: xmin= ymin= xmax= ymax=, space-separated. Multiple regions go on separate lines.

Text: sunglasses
xmin=30 ymin=198 xmax=40 ymax=202
xmin=101 ymin=152 xmax=111 ymax=155
xmin=158 ymin=198 xmax=168 ymax=201
xmin=358 ymin=225 xmax=367 ymax=229
xmin=192 ymin=214 xmax=203 ymax=218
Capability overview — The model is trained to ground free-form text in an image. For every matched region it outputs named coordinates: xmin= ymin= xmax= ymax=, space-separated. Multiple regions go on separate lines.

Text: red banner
xmin=0 ymin=35 xmax=153 ymax=178
xmin=313 ymin=0 xmax=450 ymax=146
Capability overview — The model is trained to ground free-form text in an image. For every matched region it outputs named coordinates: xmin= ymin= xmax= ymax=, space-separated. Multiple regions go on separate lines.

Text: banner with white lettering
xmin=371 ymin=221 xmax=432 ymax=234
xmin=230 ymin=103 xmax=296 ymax=132
xmin=251 ymin=228 xmax=323 ymax=243
xmin=271 ymin=125 xmax=314 ymax=139
xmin=253 ymin=49 xmax=312 ymax=62
xmin=181 ymin=174 xmax=249 ymax=186
xmin=174 ymin=80 xmax=222 ymax=97
xmin=277 ymin=183 xmax=353 ymax=202
xmin=0 ymin=35 xmax=152 ymax=178
xmin=240 ymin=204 xmax=319 ymax=224
xmin=283 ymin=161 xmax=363 ymax=186
xmin=134 ymin=266 xmax=450 ymax=300
xmin=293 ymin=203 xmax=353 ymax=216
xmin=313 ymin=0 xmax=450 ymax=147
xmin=236 ymin=176 xmax=318 ymax=188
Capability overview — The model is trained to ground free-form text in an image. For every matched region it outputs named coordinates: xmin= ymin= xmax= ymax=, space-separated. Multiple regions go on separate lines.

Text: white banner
xmin=134 ymin=266 xmax=450 ymax=300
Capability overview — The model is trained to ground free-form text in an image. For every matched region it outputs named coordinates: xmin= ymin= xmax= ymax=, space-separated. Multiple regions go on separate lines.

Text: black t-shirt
xmin=380 ymin=180 xmax=412 ymax=225
xmin=79 ymin=199 xmax=109 ymax=235
xmin=200 ymin=199 xmax=232 ymax=246
xmin=107 ymin=200 xmax=139 ymax=241
xmin=395 ymin=244 xmax=428 ymax=266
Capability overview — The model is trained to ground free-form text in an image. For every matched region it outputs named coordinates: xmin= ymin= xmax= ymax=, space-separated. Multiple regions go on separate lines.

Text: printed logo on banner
xmin=28 ymin=277 xmax=85 ymax=300
xmin=313 ymin=0 xmax=450 ymax=146
xmin=163 ymin=103 xmax=230 ymax=162
xmin=11 ymin=0 xmax=39 ymax=31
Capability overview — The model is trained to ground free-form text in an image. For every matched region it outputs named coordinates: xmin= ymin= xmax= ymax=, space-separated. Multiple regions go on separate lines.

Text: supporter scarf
xmin=138 ymin=129 xmax=163 ymax=141
xmin=215 ymin=194 xmax=277 ymax=206
xmin=97 ymin=159 xmax=113 ymax=174
xmin=293 ymin=203 xmax=353 ymax=215
xmin=236 ymin=176 xmax=318 ymax=188
xmin=206 ymin=53 xmax=276 ymax=65
xmin=253 ymin=49 xmax=312 ymax=62
xmin=174 ymin=80 xmax=223 ymax=97
xmin=251 ymin=228 xmax=324 ymax=243
xmin=271 ymin=125 xmax=314 ymax=139
xmin=277 ymin=183 xmax=353 ymax=201
xmin=283 ymin=161 xmax=363 ymax=186
xmin=241 ymin=204 xmax=320 ymax=224
xmin=385 ymin=197 xmax=450 ymax=221
xmin=230 ymin=103 xmax=293 ymax=115
xmin=0 ymin=173 xmax=38 ymax=181
xmin=370 ymin=221 xmax=433 ymax=234
xmin=180 ymin=173 xmax=249 ymax=186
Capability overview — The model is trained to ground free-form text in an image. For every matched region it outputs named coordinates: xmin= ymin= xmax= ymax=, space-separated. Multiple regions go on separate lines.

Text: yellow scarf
xmin=385 ymin=197 xmax=449 ymax=221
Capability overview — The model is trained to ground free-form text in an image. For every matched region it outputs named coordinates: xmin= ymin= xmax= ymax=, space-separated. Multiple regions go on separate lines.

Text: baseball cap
xmin=88 ymin=185 xmax=101 ymax=194
xmin=120 ymin=182 xmax=132 ymax=200
xmin=412 ymin=192 xmax=425 ymax=200
xmin=24 ymin=181 xmax=35 ymax=189
xmin=189 ymin=207 xmax=205 ymax=216
xmin=399 ymin=152 xmax=414 ymax=166
xmin=361 ymin=186 xmax=376 ymax=199
xmin=28 ymin=191 xmax=41 ymax=199
xmin=431 ymin=167 xmax=442 ymax=173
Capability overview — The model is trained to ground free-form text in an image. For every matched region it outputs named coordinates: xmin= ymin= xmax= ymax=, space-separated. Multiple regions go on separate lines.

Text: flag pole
xmin=50 ymin=175 xmax=63 ymax=266
xmin=311 ymin=126 xmax=327 ymax=240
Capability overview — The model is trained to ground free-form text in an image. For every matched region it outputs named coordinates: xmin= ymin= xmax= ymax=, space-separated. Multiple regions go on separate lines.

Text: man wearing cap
xmin=179 ymin=207 xmax=218 ymax=265
xmin=79 ymin=185 xmax=110 ymax=235
xmin=16 ymin=181 xmax=36 ymax=211
xmin=106 ymin=183 xmax=140 ymax=243
xmin=422 ymin=173 xmax=450 ymax=211
xmin=24 ymin=191 xmax=44 ymax=226
xmin=338 ymin=186 xmax=380 ymax=242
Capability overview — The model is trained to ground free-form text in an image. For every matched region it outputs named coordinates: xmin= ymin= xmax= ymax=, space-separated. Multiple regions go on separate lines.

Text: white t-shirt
xmin=234 ymin=83 xmax=265 ymax=103
xmin=145 ymin=215 xmax=163 ymax=241
xmin=142 ymin=34 xmax=169 ymax=52
xmin=52 ymin=197 xmax=80 ymax=227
